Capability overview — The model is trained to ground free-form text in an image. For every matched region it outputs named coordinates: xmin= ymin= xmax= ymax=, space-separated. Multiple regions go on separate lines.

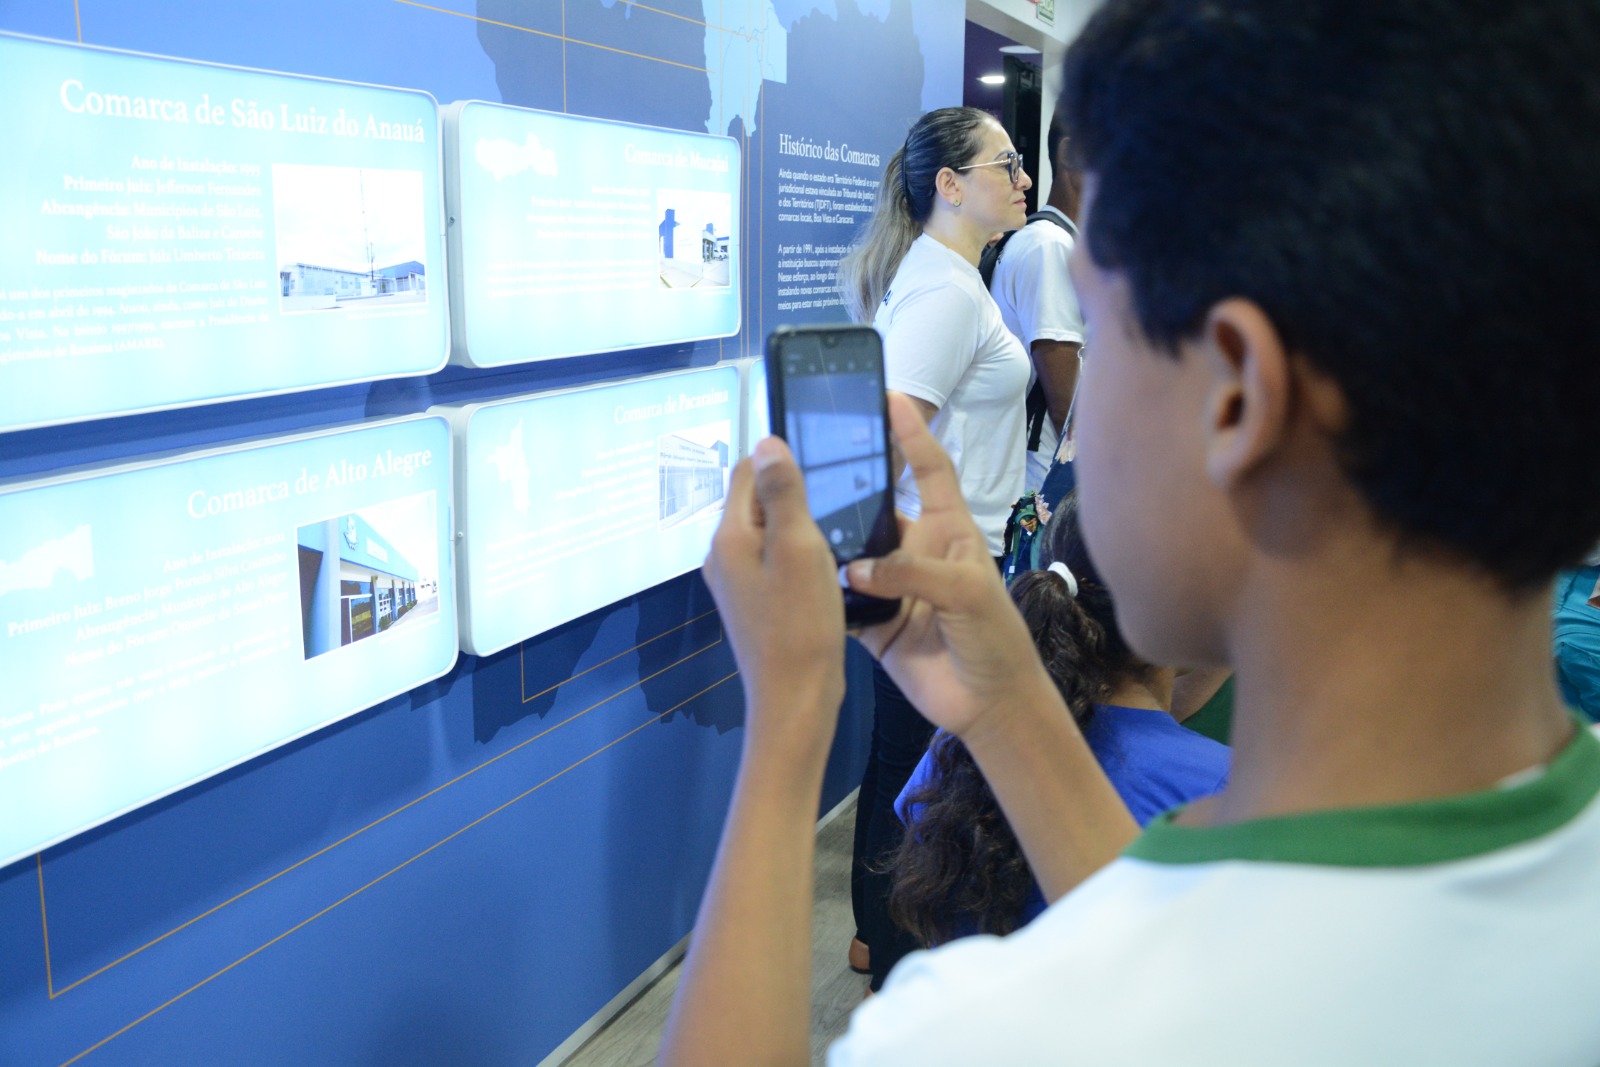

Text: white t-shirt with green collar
xmin=830 ymin=725 xmax=1600 ymax=1066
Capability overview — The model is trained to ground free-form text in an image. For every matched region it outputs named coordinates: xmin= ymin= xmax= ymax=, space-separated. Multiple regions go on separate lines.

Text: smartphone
xmin=765 ymin=324 xmax=901 ymax=625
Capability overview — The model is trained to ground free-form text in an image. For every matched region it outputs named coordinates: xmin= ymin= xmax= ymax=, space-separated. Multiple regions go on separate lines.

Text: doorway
xmin=963 ymin=20 xmax=1043 ymax=215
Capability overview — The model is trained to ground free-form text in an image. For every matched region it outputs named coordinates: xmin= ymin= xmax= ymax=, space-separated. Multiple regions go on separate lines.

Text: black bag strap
xmin=977 ymin=228 xmax=1016 ymax=288
xmin=981 ymin=211 xmax=1074 ymax=451
xmin=1024 ymin=379 xmax=1048 ymax=452
xmin=980 ymin=209 xmax=1072 ymax=287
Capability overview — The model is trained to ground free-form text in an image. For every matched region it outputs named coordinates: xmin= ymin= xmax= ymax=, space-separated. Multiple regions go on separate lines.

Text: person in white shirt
xmin=987 ymin=112 xmax=1085 ymax=492
xmin=833 ymin=107 xmax=1034 ymax=991
xmin=838 ymin=106 xmax=1033 ymax=553
xmin=659 ymin=1 xmax=1600 ymax=1064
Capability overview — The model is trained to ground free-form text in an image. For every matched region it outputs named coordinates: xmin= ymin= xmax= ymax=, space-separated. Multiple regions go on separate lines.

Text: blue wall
xmin=0 ymin=2 xmax=961 ymax=1063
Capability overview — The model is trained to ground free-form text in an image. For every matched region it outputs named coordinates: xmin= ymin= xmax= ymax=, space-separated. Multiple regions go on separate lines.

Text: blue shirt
xmin=1081 ymin=703 xmax=1232 ymax=824
xmin=897 ymin=703 xmax=1231 ymax=933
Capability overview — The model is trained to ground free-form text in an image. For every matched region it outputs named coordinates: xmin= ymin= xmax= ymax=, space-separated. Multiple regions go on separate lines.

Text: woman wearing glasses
xmin=836 ymin=106 xmax=1033 ymax=993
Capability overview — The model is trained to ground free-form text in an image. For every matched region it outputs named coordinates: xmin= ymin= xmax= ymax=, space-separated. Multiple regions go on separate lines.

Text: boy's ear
xmin=1200 ymin=298 xmax=1292 ymax=488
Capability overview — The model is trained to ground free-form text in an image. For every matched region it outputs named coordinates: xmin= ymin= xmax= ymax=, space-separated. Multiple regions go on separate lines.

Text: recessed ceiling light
xmin=979 ymin=73 xmax=1006 ymax=85
xmin=998 ymin=44 xmax=1041 ymax=55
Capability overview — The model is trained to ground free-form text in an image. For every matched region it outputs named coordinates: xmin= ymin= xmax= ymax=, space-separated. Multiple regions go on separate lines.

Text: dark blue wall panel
xmin=0 ymin=1 xmax=959 ymax=1062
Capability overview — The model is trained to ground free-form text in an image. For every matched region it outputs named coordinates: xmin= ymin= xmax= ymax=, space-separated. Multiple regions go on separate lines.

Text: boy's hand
xmin=849 ymin=394 xmax=1055 ymax=740
xmin=703 ymin=436 xmax=847 ymax=761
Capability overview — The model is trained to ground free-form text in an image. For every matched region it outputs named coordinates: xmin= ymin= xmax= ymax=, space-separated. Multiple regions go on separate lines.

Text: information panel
xmin=445 ymin=102 xmax=740 ymax=367
xmin=0 ymin=416 xmax=456 ymax=868
xmin=0 ymin=32 xmax=448 ymax=433
xmin=440 ymin=365 xmax=740 ymax=655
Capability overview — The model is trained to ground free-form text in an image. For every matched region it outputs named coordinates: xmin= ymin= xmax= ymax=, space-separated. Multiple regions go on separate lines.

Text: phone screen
xmin=764 ymin=327 xmax=896 ymax=566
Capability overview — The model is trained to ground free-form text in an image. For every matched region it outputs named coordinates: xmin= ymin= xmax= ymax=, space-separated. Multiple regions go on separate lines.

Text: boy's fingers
xmin=847 ymin=548 xmax=983 ymax=609
xmin=705 ymin=455 xmax=761 ymax=587
xmin=749 ymin=436 xmax=812 ymax=534
xmin=724 ymin=453 xmax=759 ymax=530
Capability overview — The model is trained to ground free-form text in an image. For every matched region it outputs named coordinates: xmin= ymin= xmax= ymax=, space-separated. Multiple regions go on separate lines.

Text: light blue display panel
xmin=0 ymin=416 xmax=457 ymax=868
xmin=439 ymin=365 xmax=740 ymax=655
xmin=0 ymin=32 xmax=448 ymax=432
xmin=744 ymin=356 xmax=770 ymax=452
xmin=445 ymin=101 xmax=741 ymax=367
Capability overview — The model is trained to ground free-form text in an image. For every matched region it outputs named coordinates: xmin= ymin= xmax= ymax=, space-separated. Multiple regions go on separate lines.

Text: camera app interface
xmin=782 ymin=344 xmax=890 ymax=562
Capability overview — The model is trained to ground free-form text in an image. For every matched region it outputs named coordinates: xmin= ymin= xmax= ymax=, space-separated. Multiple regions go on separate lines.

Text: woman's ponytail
xmin=837 ymin=147 xmax=923 ymax=322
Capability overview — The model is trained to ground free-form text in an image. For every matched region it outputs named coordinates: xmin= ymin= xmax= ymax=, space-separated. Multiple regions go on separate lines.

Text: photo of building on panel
xmin=658 ymin=420 xmax=731 ymax=529
xmin=784 ymin=369 xmax=890 ymax=562
xmin=273 ymin=163 xmax=428 ymax=313
xmin=657 ymin=189 xmax=732 ymax=289
xmin=295 ymin=491 xmax=440 ymax=659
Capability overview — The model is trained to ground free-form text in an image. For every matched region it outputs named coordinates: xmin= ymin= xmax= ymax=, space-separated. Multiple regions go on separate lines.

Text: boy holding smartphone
xmin=661 ymin=1 xmax=1600 ymax=1063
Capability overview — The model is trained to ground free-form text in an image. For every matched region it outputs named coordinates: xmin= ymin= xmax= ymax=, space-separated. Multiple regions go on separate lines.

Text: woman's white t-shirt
xmin=873 ymin=234 xmax=1030 ymax=554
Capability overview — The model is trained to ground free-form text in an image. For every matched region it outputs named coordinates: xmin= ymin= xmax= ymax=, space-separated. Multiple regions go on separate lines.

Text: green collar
xmin=1128 ymin=724 xmax=1600 ymax=868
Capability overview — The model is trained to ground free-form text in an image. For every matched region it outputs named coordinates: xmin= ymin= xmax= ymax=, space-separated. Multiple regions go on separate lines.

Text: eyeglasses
xmin=956 ymin=151 xmax=1024 ymax=185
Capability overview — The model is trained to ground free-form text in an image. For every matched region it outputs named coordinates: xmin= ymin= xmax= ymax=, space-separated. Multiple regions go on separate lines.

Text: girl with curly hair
xmin=889 ymin=494 xmax=1230 ymax=946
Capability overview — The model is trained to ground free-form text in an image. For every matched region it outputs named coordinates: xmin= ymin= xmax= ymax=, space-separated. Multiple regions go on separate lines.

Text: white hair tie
xmin=1047 ymin=561 xmax=1079 ymax=598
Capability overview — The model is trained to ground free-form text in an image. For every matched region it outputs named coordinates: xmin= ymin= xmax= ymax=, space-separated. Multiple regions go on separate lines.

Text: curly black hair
xmin=1061 ymin=0 xmax=1600 ymax=589
xmin=887 ymin=496 xmax=1149 ymax=946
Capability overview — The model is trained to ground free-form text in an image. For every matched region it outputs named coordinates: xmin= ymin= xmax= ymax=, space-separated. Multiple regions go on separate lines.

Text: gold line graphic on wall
xmin=622 ymin=0 xmax=746 ymax=34
xmin=29 ymin=0 xmax=772 ymax=1048
xmin=55 ymin=670 xmax=738 ymax=1067
xmin=389 ymin=0 xmax=719 ymax=72
xmin=39 ymin=615 xmax=723 ymax=999
xmin=521 ymin=607 xmax=719 ymax=704
xmin=38 ymin=856 xmax=55 ymax=995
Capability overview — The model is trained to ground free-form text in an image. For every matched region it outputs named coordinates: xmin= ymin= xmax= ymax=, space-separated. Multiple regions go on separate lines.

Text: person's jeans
xmin=850 ymin=660 xmax=938 ymax=990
